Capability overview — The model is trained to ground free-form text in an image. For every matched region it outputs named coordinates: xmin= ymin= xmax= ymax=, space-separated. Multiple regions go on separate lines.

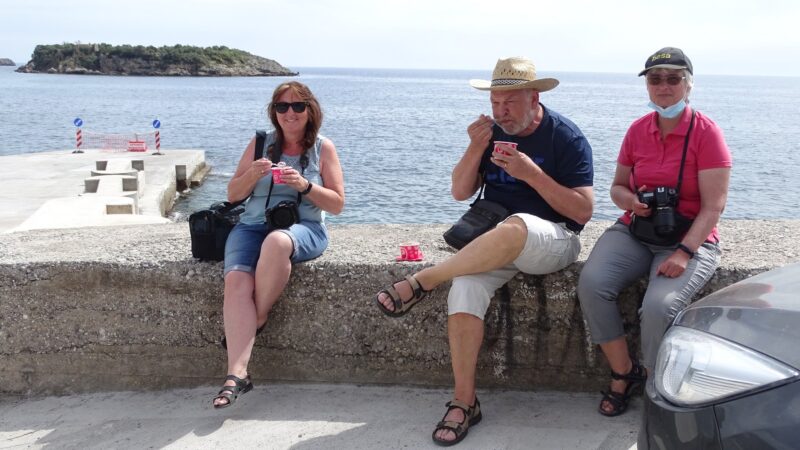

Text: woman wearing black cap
xmin=577 ymin=47 xmax=732 ymax=416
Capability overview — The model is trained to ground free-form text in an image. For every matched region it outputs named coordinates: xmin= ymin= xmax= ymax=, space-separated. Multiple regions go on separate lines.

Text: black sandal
xmin=375 ymin=275 xmax=430 ymax=318
xmin=598 ymin=359 xmax=647 ymax=417
xmin=212 ymin=374 xmax=253 ymax=409
xmin=220 ymin=324 xmax=265 ymax=350
xmin=431 ymin=397 xmax=482 ymax=447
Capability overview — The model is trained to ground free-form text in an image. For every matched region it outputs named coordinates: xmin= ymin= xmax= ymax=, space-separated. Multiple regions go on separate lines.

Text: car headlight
xmin=655 ymin=326 xmax=799 ymax=406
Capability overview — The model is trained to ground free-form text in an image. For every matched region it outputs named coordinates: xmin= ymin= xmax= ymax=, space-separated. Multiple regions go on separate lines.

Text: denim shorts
xmin=223 ymin=220 xmax=329 ymax=275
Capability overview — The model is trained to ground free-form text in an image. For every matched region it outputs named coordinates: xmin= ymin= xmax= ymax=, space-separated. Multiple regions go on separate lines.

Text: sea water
xmin=1 ymin=66 xmax=799 ymax=224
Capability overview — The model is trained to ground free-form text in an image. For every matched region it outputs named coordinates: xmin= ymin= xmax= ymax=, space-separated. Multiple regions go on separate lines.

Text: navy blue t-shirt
xmin=478 ymin=104 xmax=593 ymax=232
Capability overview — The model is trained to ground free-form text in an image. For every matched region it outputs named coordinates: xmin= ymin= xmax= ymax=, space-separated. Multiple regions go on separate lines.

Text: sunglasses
xmin=646 ymin=74 xmax=686 ymax=86
xmin=273 ymin=101 xmax=309 ymax=114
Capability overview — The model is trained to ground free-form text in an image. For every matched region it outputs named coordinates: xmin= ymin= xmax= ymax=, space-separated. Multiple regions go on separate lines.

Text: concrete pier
xmin=0 ymin=149 xmax=208 ymax=233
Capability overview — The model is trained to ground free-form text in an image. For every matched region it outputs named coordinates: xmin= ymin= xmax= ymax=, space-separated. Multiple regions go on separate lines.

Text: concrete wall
xmin=1 ymin=220 xmax=798 ymax=395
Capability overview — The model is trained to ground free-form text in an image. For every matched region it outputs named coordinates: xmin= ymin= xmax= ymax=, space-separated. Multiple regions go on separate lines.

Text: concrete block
xmin=84 ymin=175 xmax=139 ymax=194
xmin=105 ymin=198 xmax=135 ymax=214
xmin=175 ymin=165 xmax=188 ymax=191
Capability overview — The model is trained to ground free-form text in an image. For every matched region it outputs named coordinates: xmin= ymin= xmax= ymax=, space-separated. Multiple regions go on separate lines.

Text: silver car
xmin=639 ymin=262 xmax=800 ymax=449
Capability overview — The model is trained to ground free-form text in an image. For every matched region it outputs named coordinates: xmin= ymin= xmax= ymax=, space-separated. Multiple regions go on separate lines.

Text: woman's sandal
xmin=598 ymin=359 xmax=647 ymax=417
xmin=220 ymin=324 xmax=266 ymax=350
xmin=212 ymin=374 xmax=253 ymax=409
xmin=431 ymin=397 xmax=482 ymax=447
xmin=375 ymin=274 xmax=430 ymax=318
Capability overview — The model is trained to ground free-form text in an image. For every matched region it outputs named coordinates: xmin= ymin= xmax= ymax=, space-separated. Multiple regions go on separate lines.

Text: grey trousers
xmin=577 ymin=222 xmax=721 ymax=370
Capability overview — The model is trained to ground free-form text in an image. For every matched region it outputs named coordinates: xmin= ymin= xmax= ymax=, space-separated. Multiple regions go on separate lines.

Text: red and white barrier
xmin=72 ymin=128 xmax=84 ymax=154
xmin=152 ymin=130 xmax=163 ymax=155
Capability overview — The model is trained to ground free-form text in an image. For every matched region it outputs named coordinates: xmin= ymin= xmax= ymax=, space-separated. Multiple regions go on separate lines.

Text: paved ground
xmin=0 ymin=383 xmax=640 ymax=449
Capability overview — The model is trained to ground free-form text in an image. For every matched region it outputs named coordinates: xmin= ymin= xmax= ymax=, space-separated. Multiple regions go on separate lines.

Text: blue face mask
xmin=648 ymin=99 xmax=686 ymax=119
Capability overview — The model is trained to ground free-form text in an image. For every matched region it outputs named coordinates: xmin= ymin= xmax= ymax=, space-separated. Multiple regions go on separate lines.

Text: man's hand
xmin=490 ymin=146 xmax=542 ymax=180
xmin=467 ymin=114 xmax=494 ymax=150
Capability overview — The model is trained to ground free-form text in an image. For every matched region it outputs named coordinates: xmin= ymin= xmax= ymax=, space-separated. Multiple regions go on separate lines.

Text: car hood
xmin=675 ymin=262 xmax=800 ymax=370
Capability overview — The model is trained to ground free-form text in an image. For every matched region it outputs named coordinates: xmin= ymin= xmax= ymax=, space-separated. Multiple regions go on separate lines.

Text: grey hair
xmin=683 ymin=69 xmax=693 ymax=103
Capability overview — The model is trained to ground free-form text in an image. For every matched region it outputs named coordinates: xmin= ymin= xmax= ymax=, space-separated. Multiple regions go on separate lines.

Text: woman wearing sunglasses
xmin=577 ymin=47 xmax=731 ymax=417
xmin=212 ymin=81 xmax=345 ymax=408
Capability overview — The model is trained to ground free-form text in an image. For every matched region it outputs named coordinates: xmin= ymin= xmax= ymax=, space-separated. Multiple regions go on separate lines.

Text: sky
xmin=2 ymin=0 xmax=799 ymax=77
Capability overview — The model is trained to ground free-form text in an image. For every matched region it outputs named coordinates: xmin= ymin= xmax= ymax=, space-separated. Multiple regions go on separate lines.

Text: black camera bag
xmin=189 ymin=202 xmax=245 ymax=261
xmin=629 ymin=211 xmax=694 ymax=246
xmin=189 ymin=131 xmax=266 ymax=261
xmin=629 ymin=111 xmax=696 ymax=246
xmin=443 ymin=174 xmax=509 ymax=250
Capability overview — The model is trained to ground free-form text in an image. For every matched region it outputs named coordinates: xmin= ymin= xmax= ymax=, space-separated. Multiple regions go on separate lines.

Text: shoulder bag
xmin=443 ymin=175 xmax=509 ymax=250
xmin=189 ymin=130 xmax=267 ymax=261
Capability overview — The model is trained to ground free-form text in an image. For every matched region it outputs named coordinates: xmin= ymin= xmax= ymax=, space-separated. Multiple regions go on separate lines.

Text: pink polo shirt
xmin=618 ymin=107 xmax=732 ymax=243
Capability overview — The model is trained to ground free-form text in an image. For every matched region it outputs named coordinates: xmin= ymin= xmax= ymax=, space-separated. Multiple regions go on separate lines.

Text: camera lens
xmin=654 ymin=207 xmax=676 ymax=234
xmin=272 ymin=208 xmax=293 ymax=228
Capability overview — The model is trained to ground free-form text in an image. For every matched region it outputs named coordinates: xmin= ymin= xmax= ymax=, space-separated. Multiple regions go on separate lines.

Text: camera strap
xmin=674 ymin=110 xmax=696 ymax=195
xmin=632 ymin=110 xmax=696 ymax=195
xmin=470 ymin=138 xmax=498 ymax=207
xmin=216 ymin=130 xmax=267 ymax=214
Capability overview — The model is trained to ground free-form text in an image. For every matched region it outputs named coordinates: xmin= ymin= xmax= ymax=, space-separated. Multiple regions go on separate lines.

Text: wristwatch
xmin=301 ymin=181 xmax=313 ymax=195
xmin=676 ymin=243 xmax=695 ymax=258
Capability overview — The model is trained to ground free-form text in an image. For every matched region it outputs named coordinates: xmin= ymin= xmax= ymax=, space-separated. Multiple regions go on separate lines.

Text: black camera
xmin=638 ymin=186 xmax=679 ymax=235
xmin=265 ymin=201 xmax=300 ymax=229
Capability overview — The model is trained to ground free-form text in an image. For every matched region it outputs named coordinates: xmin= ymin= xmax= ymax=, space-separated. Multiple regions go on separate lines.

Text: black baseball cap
xmin=638 ymin=47 xmax=693 ymax=76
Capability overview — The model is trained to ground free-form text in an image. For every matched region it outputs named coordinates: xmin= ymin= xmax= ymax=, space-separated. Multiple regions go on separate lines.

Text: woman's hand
xmin=657 ymin=251 xmax=690 ymax=278
xmin=631 ymin=185 xmax=653 ymax=217
xmin=250 ymin=158 xmax=273 ymax=179
xmin=277 ymin=166 xmax=310 ymax=193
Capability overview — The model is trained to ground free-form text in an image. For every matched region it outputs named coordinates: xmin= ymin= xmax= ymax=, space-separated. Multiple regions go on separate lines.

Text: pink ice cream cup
xmin=493 ymin=141 xmax=518 ymax=155
xmin=397 ymin=242 xmax=424 ymax=261
xmin=271 ymin=165 xmax=285 ymax=184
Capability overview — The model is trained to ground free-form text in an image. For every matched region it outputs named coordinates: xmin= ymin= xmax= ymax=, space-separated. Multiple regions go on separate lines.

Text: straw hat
xmin=469 ymin=57 xmax=559 ymax=92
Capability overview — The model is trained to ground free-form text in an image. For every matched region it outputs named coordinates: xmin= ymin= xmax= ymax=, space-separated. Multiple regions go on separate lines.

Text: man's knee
xmin=448 ymin=276 xmax=492 ymax=320
xmin=494 ymin=216 xmax=528 ymax=245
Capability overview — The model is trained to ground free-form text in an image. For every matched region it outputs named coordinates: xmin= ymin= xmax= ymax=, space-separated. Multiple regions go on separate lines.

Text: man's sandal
xmin=431 ymin=398 xmax=482 ymax=447
xmin=375 ymin=274 xmax=430 ymax=318
xmin=212 ymin=374 xmax=253 ymax=409
xmin=220 ymin=324 xmax=266 ymax=350
xmin=598 ymin=359 xmax=647 ymax=417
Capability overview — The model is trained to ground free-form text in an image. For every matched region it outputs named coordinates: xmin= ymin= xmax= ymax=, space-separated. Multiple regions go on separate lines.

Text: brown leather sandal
xmin=375 ymin=274 xmax=430 ymax=318
xmin=431 ymin=397 xmax=482 ymax=447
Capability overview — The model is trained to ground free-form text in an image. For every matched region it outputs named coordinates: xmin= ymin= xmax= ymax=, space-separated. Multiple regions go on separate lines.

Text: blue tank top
xmin=240 ymin=131 xmax=325 ymax=225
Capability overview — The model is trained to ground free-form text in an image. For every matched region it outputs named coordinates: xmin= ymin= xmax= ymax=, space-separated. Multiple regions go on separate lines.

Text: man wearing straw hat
xmin=375 ymin=57 xmax=594 ymax=445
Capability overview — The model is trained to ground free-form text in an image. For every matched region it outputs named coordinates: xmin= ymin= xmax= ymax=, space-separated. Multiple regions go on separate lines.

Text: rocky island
xmin=15 ymin=43 xmax=296 ymax=76
xmin=0 ymin=58 xmax=15 ymax=66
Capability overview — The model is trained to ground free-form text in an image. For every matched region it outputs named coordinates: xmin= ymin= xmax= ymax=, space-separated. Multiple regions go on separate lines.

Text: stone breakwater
xmin=1 ymin=220 xmax=798 ymax=395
